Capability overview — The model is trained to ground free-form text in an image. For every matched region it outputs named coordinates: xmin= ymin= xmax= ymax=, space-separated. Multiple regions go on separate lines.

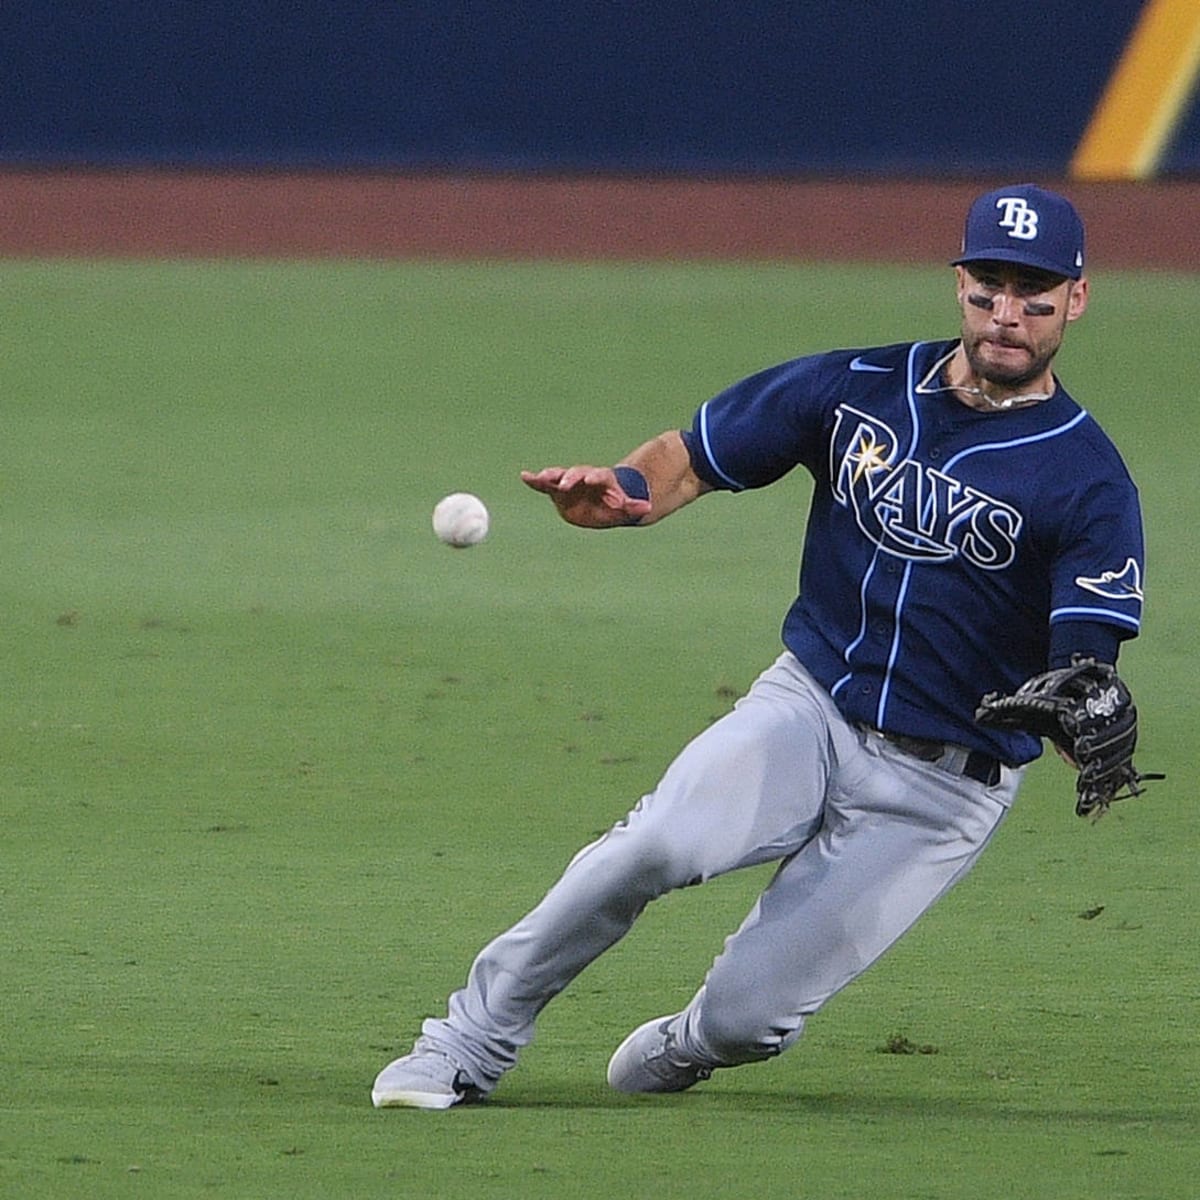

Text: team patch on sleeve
xmin=1074 ymin=558 xmax=1143 ymax=602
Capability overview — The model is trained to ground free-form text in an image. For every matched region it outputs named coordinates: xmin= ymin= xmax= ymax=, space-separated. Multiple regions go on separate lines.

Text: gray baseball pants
xmin=419 ymin=651 xmax=1019 ymax=1088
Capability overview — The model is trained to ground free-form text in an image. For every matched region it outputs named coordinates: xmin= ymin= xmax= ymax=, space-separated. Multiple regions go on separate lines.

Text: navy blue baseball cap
xmin=952 ymin=184 xmax=1085 ymax=280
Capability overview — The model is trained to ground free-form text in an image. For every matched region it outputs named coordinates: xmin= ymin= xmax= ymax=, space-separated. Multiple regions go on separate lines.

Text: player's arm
xmin=521 ymin=430 xmax=710 ymax=528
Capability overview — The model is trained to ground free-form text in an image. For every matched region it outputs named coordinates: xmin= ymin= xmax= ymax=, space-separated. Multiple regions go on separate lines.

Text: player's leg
xmin=687 ymin=741 xmax=1015 ymax=1066
xmin=374 ymin=653 xmax=833 ymax=1104
xmin=610 ymin=733 xmax=1018 ymax=1088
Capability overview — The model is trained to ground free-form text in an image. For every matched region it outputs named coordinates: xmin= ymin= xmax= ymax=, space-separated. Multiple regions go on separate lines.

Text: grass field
xmin=1 ymin=258 xmax=1196 ymax=1199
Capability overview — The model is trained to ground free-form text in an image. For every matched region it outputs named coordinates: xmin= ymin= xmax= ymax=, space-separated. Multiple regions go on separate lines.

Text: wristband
xmin=613 ymin=465 xmax=650 ymax=526
xmin=613 ymin=465 xmax=650 ymax=501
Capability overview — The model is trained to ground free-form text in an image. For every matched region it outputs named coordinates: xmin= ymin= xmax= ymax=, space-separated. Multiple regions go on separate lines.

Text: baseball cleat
xmin=371 ymin=1043 xmax=486 ymax=1110
xmin=606 ymin=1013 xmax=713 ymax=1094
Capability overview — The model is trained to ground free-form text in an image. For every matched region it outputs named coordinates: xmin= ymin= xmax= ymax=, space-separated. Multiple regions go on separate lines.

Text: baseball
xmin=432 ymin=492 xmax=490 ymax=548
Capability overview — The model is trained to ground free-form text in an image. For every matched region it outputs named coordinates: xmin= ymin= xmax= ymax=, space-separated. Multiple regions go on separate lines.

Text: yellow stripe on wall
xmin=1071 ymin=0 xmax=1200 ymax=180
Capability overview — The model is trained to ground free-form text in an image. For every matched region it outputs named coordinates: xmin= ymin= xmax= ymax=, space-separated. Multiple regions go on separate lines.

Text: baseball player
xmin=372 ymin=184 xmax=1150 ymax=1109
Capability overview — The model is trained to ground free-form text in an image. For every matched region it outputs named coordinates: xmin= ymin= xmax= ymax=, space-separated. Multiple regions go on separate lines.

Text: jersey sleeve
xmin=1049 ymin=468 xmax=1145 ymax=645
xmin=685 ymin=355 xmax=832 ymax=491
xmin=1047 ymin=619 xmax=1122 ymax=667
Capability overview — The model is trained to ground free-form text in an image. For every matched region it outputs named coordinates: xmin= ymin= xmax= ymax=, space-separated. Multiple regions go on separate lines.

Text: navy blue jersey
xmin=686 ymin=339 xmax=1145 ymax=766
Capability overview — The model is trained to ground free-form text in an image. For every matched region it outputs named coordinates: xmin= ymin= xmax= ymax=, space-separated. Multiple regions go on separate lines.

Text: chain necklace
xmin=914 ymin=348 xmax=1052 ymax=411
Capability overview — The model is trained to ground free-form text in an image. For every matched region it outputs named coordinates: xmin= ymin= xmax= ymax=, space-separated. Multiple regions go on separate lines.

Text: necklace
xmin=914 ymin=348 xmax=1052 ymax=411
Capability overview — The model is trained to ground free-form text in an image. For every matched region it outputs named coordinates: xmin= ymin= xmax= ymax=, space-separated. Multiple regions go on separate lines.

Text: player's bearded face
xmin=961 ymin=319 xmax=1065 ymax=390
xmin=957 ymin=266 xmax=1081 ymax=391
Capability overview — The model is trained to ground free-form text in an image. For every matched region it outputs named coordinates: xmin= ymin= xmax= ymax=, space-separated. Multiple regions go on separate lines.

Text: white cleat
xmin=371 ymin=1044 xmax=486 ymax=1110
xmin=606 ymin=1013 xmax=714 ymax=1094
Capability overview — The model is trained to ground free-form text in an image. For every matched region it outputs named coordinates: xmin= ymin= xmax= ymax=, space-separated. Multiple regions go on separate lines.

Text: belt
xmin=874 ymin=730 xmax=1002 ymax=788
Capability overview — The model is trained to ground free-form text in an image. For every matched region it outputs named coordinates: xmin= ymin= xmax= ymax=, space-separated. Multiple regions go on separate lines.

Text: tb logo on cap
xmin=995 ymin=197 xmax=1039 ymax=240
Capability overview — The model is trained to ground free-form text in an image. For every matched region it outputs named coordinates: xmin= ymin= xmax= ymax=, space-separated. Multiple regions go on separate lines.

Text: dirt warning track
xmin=1 ymin=170 xmax=1195 ymax=270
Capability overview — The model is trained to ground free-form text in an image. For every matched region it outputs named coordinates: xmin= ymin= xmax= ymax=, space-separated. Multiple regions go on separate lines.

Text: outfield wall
xmin=2 ymin=2 xmax=1198 ymax=179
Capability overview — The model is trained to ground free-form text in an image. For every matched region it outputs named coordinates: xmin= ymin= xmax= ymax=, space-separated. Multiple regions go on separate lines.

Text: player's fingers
xmin=556 ymin=465 xmax=611 ymax=491
xmin=520 ymin=468 xmax=567 ymax=492
xmin=522 ymin=466 xmax=647 ymax=526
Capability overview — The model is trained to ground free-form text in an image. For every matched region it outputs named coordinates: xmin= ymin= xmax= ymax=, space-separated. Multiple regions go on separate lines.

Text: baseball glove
xmin=975 ymin=656 xmax=1162 ymax=820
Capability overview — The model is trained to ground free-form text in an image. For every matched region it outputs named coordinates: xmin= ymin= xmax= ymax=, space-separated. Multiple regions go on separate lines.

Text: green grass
xmin=0 ymin=259 xmax=1196 ymax=1199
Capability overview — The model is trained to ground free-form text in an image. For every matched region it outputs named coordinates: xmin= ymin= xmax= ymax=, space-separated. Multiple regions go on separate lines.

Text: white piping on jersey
xmin=942 ymin=409 xmax=1089 ymax=472
xmin=852 ymin=343 xmax=929 ymax=723
xmin=902 ymin=343 xmax=925 ymax=458
xmin=831 ymin=547 xmax=883 ymax=699
xmin=877 ymin=560 xmax=914 ymax=726
xmin=1052 ymin=604 xmax=1140 ymax=630
xmin=696 ymin=400 xmax=747 ymax=490
xmin=834 ymin=344 xmax=925 ymax=712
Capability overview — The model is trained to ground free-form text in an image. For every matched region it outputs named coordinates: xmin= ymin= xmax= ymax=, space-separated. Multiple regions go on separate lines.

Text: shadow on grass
xmin=45 ymin=1057 xmax=1190 ymax=1133
xmin=472 ymin=1083 xmax=1193 ymax=1128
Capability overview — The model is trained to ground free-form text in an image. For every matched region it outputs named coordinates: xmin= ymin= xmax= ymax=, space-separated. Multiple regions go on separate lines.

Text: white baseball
xmin=432 ymin=492 xmax=490 ymax=548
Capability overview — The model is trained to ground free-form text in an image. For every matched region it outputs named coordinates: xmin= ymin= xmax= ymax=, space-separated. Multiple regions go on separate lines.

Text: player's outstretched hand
xmin=521 ymin=465 xmax=652 ymax=528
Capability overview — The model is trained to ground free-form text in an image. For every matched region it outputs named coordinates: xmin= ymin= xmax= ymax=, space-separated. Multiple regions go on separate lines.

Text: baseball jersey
xmin=684 ymin=339 xmax=1145 ymax=766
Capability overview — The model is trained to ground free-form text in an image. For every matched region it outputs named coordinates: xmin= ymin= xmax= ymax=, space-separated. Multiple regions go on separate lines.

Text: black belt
xmin=875 ymin=730 xmax=1002 ymax=788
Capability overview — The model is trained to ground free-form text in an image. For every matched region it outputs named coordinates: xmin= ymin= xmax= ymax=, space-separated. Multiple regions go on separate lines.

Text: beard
xmin=960 ymin=323 xmax=1065 ymax=391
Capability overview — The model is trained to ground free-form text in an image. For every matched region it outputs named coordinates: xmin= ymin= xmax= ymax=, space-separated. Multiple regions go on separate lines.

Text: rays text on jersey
xmin=831 ymin=407 xmax=1022 ymax=569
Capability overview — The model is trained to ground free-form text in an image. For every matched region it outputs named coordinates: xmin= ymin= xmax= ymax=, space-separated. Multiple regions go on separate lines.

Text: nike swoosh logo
xmin=849 ymin=356 xmax=894 ymax=373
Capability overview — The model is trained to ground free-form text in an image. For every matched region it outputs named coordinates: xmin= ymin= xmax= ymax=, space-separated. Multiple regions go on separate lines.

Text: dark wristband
xmin=613 ymin=465 xmax=650 ymax=526
xmin=613 ymin=465 xmax=650 ymax=502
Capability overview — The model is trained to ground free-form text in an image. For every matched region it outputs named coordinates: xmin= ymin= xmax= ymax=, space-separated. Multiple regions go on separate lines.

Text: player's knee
xmin=598 ymin=806 xmax=711 ymax=893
